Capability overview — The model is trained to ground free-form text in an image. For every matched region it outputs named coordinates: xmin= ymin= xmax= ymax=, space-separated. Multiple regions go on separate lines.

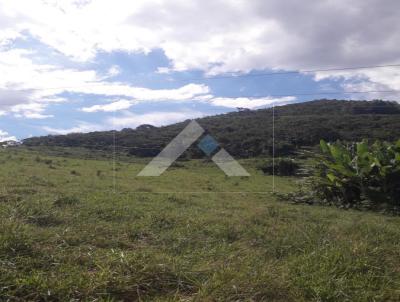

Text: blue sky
xmin=0 ymin=0 xmax=399 ymax=141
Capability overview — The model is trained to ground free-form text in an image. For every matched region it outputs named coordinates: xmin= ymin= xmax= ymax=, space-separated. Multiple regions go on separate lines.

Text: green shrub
xmin=70 ymin=170 xmax=80 ymax=176
xmin=259 ymin=158 xmax=300 ymax=176
xmin=313 ymin=139 xmax=400 ymax=210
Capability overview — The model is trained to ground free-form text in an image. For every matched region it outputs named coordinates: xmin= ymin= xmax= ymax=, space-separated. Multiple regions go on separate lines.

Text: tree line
xmin=23 ymin=99 xmax=400 ymax=158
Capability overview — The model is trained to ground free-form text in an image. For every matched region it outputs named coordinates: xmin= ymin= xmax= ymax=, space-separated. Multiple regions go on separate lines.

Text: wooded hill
xmin=23 ymin=99 xmax=400 ymax=158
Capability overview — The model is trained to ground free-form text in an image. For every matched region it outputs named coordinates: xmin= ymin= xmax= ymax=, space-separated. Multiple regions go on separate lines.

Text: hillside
xmin=23 ymin=99 xmax=400 ymax=158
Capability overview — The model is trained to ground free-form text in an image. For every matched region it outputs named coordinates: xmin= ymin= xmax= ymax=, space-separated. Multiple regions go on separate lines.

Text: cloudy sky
xmin=0 ymin=0 xmax=399 ymax=141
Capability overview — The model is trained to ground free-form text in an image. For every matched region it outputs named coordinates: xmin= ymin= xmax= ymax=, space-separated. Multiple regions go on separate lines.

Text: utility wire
xmin=190 ymin=63 xmax=400 ymax=81
xmin=200 ymin=89 xmax=400 ymax=99
xmin=2 ymin=63 xmax=400 ymax=92
xmin=5 ymin=88 xmax=400 ymax=100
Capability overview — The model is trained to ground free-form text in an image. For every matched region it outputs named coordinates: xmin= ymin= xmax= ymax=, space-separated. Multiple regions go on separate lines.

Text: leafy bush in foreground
xmin=313 ymin=139 xmax=400 ymax=210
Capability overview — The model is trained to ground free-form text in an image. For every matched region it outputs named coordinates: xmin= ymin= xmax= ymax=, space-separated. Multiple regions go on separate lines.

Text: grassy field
xmin=1 ymin=148 xmax=400 ymax=301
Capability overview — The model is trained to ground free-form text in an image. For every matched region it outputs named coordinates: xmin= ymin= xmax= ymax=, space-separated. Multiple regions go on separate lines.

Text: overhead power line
xmin=231 ymin=89 xmax=400 ymax=99
xmin=194 ymin=63 xmax=400 ymax=81
xmin=2 ymin=88 xmax=400 ymax=99
xmin=2 ymin=63 xmax=400 ymax=92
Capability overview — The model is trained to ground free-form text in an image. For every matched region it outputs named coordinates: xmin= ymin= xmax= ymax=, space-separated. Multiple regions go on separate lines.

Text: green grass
xmin=0 ymin=148 xmax=400 ymax=301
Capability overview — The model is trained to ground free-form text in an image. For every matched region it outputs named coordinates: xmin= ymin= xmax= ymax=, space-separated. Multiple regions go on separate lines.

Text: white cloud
xmin=156 ymin=67 xmax=171 ymax=74
xmin=206 ymin=96 xmax=296 ymax=109
xmin=0 ymin=129 xmax=17 ymax=142
xmin=108 ymin=110 xmax=205 ymax=129
xmin=11 ymin=102 xmax=54 ymax=119
xmin=1 ymin=0 xmax=399 ymax=120
xmin=1 ymin=0 xmax=399 ymax=75
xmin=0 ymin=48 xmax=97 ymax=118
xmin=313 ymin=67 xmax=400 ymax=100
xmin=107 ymin=65 xmax=121 ymax=77
xmin=42 ymin=122 xmax=104 ymax=135
xmin=1 ymin=0 xmax=399 ymax=102
xmin=68 ymin=83 xmax=210 ymax=101
xmin=81 ymin=94 xmax=297 ymax=113
xmin=0 ymin=48 xmax=210 ymax=118
xmin=81 ymin=99 xmax=134 ymax=112
xmin=42 ymin=110 xmax=205 ymax=135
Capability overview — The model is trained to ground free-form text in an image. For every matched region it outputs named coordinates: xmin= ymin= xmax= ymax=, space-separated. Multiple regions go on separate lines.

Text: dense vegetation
xmin=313 ymin=139 xmax=400 ymax=210
xmin=258 ymin=158 xmax=300 ymax=176
xmin=1 ymin=148 xmax=400 ymax=301
xmin=23 ymin=99 xmax=400 ymax=158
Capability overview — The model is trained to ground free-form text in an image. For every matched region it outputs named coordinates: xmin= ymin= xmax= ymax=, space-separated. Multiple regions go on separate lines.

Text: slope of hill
xmin=23 ymin=99 xmax=400 ymax=158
